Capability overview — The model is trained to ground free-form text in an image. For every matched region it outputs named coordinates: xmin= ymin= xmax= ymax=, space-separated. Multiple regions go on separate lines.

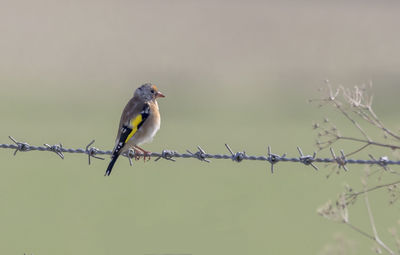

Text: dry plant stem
xmin=316 ymin=84 xmax=400 ymax=254
xmin=337 ymin=136 xmax=400 ymax=151
xmin=318 ymin=132 xmax=400 ymax=157
xmin=349 ymin=102 xmax=400 ymax=147
xmin=317 ymin=85 xmax=400 ymax=157
xmin=331 ymin=99 xmax=371 ymax=142
xmin=364 ymin=192 xmax=395 ymax=255
xmin=343 ymin=87 xmax=400 ymax=142
xmin=345 ymin=222 xmax=375 ymax=240
xmin=347 ymin=180 xmax=400 ymax=202
xmin=345 ymin=143 xmax=371 ymax=157
xmin=366 ymin=105 xmax=400 ymax=141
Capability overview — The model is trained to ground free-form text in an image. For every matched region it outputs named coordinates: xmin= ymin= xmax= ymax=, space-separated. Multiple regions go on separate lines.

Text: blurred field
xmin=1 ymin=1 xmax=400 ymax=254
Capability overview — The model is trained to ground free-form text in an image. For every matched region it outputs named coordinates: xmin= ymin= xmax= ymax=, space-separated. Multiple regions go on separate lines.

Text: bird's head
xmin=135 ymin=83 xmax=165 ymax=102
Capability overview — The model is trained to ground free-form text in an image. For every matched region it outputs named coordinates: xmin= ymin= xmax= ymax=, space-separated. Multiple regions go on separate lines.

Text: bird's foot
xmin=133 ymin=148 xmax=142 ymax=161
xmin=134 ymin=146 xmax=152 ymax=162
xmin=142 ymin=151 xmax=152 ymax=162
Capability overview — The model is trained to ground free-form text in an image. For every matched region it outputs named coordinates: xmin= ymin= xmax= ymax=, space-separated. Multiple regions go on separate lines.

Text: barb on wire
xmin=186 ymin=146 xmax=211 ymax=163
xmin=225 ymin=144 xmax=245 ymax=162
xmin=297 ymin=147 xmax=318 ymax=171
xmin=154 ymin=150 xmax=176 ymax=162
xmin=267 ymin=146 xmax=287 ymax=173
xmin=1 ymin=136 xmax=400 ymax=171
xmin=330 ymin=148 xmax=349 ymax=171
xmin=85 ymin=140 xmax=105 ymax=165
xmin=126 ymin=148 xmax=136 ymax=166
xmin=44 ymin=143 xmax=64 ymax=159
xmin=368 ymin=154 xmax=389 ymax=171
xmin=9 ymin=136 xmax=30 ymax=155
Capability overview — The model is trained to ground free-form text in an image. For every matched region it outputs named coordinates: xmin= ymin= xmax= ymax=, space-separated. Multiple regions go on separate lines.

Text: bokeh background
xmin=0 ymin=0 xmax=399 ymax=254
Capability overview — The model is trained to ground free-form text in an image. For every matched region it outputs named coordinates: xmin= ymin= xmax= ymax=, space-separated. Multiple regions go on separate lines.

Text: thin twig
xmin=365 ymin=191 xmax=395 ymax=255
xmin=345 ymin=222 xmax=375 ymax=240
xmin=336 ymin=136 xmax=400 ymax=151
xmin=367 ymin=106 xmax=400 ymax=141
xmin=346 ymin=180 xmax=400 ymax=201
xmin=345 ymin=143 xmax=371 ymax=158
xmin=331 ymin=99 xmax=371 ymax=142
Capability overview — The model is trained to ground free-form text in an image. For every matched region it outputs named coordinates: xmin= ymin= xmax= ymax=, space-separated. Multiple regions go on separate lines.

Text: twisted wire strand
xmin=1 ymin=136 xmax=400 ymax=172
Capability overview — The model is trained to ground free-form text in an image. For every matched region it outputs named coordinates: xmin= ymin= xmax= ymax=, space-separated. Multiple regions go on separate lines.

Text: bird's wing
xmin=105 ymin=102 xmax=150 ymax=176
xmin=114 ymin=101 xmax=150 ymax=153
xmin=116 ymin=98 xmax=142 ymax=139
xmin=123 ymin=103 xmax=151 ymax=143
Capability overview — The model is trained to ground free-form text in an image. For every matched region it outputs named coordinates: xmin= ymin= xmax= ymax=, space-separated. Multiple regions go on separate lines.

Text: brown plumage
xmin=105 ymin=83 xmax=165 ymax=176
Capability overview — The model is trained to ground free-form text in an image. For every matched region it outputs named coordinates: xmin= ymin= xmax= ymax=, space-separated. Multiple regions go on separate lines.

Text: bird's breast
xmin=131 ymin=102 xmax=161 ymax=146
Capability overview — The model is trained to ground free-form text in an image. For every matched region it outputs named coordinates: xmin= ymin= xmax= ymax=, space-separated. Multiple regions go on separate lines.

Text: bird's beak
xmin=156 ymin=91 xmax=165 ymax=98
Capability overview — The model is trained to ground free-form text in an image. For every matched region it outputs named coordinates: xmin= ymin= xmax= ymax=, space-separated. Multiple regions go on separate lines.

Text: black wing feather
xmin=104 ymin=125 xmax=132 ymax=176
xmin=104 ymin=103 xmax=150 ymax=176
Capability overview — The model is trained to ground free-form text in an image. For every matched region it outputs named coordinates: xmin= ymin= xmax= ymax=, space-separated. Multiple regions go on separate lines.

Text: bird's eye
xmin=150 ymin=89 xmax=155 ymax=94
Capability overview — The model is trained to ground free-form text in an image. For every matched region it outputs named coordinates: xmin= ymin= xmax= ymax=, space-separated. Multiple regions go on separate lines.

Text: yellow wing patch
xmin=125 ymin=114 xmax=143 ymax=143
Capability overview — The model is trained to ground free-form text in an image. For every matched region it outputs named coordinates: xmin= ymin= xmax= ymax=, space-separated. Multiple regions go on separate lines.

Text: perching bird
xmin=105 ymin=83 xmax=165 ymax=176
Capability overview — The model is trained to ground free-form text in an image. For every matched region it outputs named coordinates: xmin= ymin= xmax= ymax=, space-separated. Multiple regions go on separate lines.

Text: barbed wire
xmin=1 ymin=136 xmax=400 ymax=172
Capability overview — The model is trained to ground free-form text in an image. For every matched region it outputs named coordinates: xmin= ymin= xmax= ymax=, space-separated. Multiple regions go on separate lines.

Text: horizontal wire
xmin=1 ymin=136 xmax=399 ymax=172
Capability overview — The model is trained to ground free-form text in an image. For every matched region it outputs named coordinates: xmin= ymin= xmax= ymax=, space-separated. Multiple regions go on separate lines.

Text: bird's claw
xmin=133 ymin=147 xmax=151 ymax=162
xmin=143 ymin=152 xmax=151 ymax=162
xmin=133 ymin=148 xmax=141 ymax=161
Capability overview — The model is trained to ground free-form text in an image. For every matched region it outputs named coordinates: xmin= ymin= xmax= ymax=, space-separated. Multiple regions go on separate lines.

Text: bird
xmin=105 ymin=83 xmax=165 ymax=176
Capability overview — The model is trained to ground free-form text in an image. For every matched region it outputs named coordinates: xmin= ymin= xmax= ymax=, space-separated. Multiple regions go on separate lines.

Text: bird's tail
xmin=105 ymin=153 xmax=120 ymax=176
xmin=104 ymin=124 xmax=133 ymax=176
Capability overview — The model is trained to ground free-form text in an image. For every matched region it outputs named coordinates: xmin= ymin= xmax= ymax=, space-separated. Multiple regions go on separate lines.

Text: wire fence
xmin=1 ymin=136 xmax=400 ymax=172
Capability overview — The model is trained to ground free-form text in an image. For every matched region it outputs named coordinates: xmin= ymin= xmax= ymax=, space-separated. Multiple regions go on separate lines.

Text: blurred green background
xmin=1 ymin=1 xmax=400 ymax=254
